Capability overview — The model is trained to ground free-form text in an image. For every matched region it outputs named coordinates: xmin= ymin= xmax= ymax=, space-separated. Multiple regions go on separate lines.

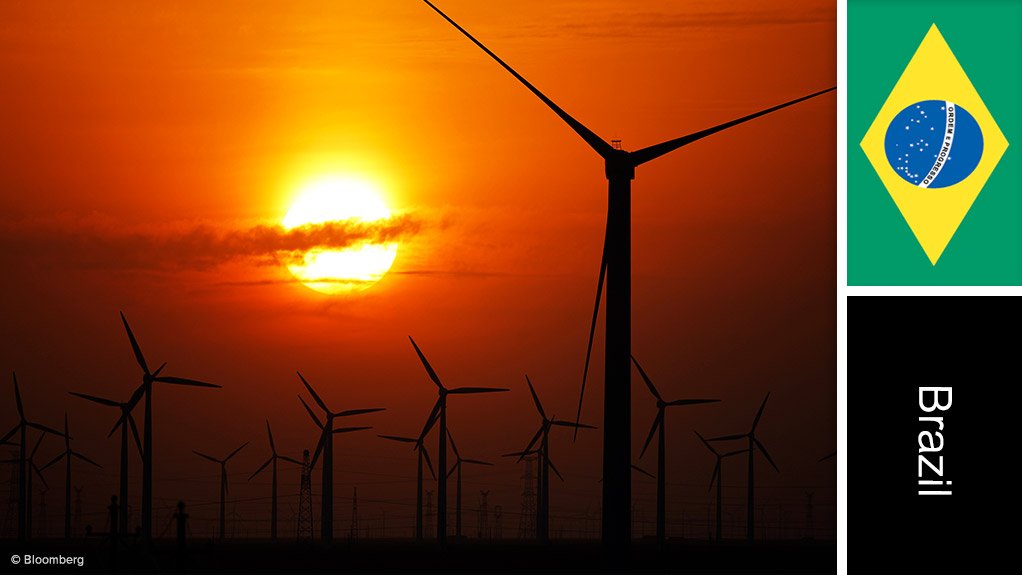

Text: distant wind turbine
xmin=707 ymin=393 xmax=779 ymax=543
xmin=445 ymin=428 xmax=492 ymax=540
xmin=514 ymin=375 xmax=595 ymax=543
xmin=419 ymin=0 xmax=834 ymax=550
xmin=193 ymin=442 xmax=248 ymax=540
xmin=249 ymin=421 xmax=303 ymax=540
xmin=40 ymin=414 xmax=101 ymax=539
xmin=1 ymin=373 xmax=66 ymax=541
xmin=119 ymin=312 xmax=221 ymax=540
xmin=297 ymin=372 xmax=382 ymax=541
xmin=408 ymin=336 xmax=508 ymax=546
xmin=695 ymin=431 xmax=748 ymax=542
xmin=632 ymin=356 xmax=718 ymax=547
xmin=68 ymin=386 xmax=144 ymax=537
xmin=378 ymin=432 xmax=436 ymax=541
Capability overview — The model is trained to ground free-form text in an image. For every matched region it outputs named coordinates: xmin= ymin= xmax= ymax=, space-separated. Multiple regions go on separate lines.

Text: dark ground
xmin=1 ymin=538 xmax=835 ymax=574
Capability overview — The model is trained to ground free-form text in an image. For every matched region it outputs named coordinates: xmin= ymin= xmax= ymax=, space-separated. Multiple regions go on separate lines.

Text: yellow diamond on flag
xmin=860 ymin=24 xmax=1008 ymax=265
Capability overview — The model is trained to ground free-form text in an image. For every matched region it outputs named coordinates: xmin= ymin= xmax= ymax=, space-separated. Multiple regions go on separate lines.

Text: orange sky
xmin=0 ymin=0 xmax=835 ymax=537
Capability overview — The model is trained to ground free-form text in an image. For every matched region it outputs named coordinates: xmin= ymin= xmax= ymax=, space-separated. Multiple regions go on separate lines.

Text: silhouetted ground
xmin=1 ymin=538 xmax=835 ymax=574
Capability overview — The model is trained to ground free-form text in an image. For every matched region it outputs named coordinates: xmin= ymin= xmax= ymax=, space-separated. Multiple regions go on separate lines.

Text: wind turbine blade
xmin=520 ymin=427 xmax=544 ymax=460
xmin=630 ymin=355 xmax=662 ymax=402
xmin=630 ymin=464 xmax=655 ymax=479
xmin=639 ymin=411 xmax=662 ymax=459
xmin=708 ymin=461 xmax=720 ymax=492
xmin=754 ymin=438 xmax=779 ymax=472
xmin=550 ymin=420 xmax=596 ymax=430
xmin=819 ymin=451 xmax=836 ymax=463
xmin=378 ymin=435 xmax=416 ymax=444
xmin=298 ymin=396 xmax=324 ymax=429
xmin=119 ymin=312 xmax=150 ymax=374
xmin=707 ymin=433 xmax=747 ymax=442
xmin=667 ymin=399 xmax=721 ymax=406
xmin=266 ymin=420 xmax=276 ymax=454
xmin=68 ymin=391 xmax=119 ymax=407
xmin=72 ymin=451 xmax=102 ymax=468
xmin=334 ymin=408 xmax=386 ymax=418
xmin=722 ymin=449 xmax=750 ymax=458
xmin=574 ymin=232 xmax=607 ymax=441
xmin=524 ymin=375 xmax=546 ymax=420
xmin=752 ymin=392 xmax=771 ymax=432
xmin=310 ymin=432 xmax=326 ymax=469
xmin=152 ymin=362 xmax=167 ymax=378
xmin=421 ymin=0 xmax=614 ymax=159
xmin=629 ymin=87 xmax=836 ymax=166
xmin=463 ymin=459 xmax=492 ymax=466
xmin=296 ymin=372 xmax=329 ymax=413
xmin=448 ymin=387 xmax=510 ymax=394
xmin=333 ymin=426 xmax=371 ymax=434
xmin=155 ymin=376 xmax=220 ymax=388
xmin=27 ymin=422 xmax=65 ymax=438
xmin=418 ymin=399 xmax=442 ymax=441
xmin=279 ymin=455 xmax=303 ymax=466
xmin=107 ymin=418 xmax=123 ymax=439
xmin=193 ymin=450 xmax=219 ymax=464
xmin=13 ymin=373 xmax=24 ymax=419
xmin=0 ymin=425 xmax=18 ymax=445
xmin=408 ymin=336 xmax=444 ymax=389
xmin=447 ymin=429 xmax=460 ymax=461
xmin=128 ymin=414 xmax=143 ymax=456
xmin=127 ymin=385 xmax=145 ymax=409
xmin=32 ymin=462 xmax=48 ymax=489
xmin=547 ymin=456 xmax=564 ymax=482
xmin=446 ymin=463 xmax=457 ymax=480
xmin=249 ymin=457 xmax=272 ymax=480
xmin=225 ymin=442 xmax=248 ymax=462
xmin=502 ymin=451 xmax=536 ymax=458
xmin=41 ymin=452 xmax=65 ymax=472
xmin=421 ymin=446 xmax=436 ymax=480
xmin=694 ymin=430 xmax=718 ymax=456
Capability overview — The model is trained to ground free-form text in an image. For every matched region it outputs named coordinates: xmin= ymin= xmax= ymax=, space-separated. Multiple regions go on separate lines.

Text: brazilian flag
xmin=849 ymin=0 xmax=1020 ymax=285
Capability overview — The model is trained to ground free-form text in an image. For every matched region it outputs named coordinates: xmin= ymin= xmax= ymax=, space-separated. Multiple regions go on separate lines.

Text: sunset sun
xmin=282 ymin=177 xmax=398 ymax=294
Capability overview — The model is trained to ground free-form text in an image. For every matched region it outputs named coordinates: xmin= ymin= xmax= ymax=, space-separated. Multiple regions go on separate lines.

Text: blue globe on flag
xmin=883 ymin=100 xmax=983 ymax=188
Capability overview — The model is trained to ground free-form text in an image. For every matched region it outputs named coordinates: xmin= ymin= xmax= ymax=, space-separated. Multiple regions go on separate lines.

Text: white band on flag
xmin=920 ymin=101 xmax=955 ymax=188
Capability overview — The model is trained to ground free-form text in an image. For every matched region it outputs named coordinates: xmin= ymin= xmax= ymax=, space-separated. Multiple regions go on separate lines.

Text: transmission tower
xmin=297 ymin=449 xmax=314 ymax=542
xmin=804 ymin=492 xmax=814 ymax=540
xmin=72 ymin=487 xmax=83 ymax=538
xmin=348 ymin=487 xmax=359 ymax=543
xmin=425 ymin=490 xmax=434 ymax=539
xmin=477 ymin=490 xmax=489 ymax=539
xmin=517 ymin=455 xmax=536 ymax=539
xmin=493 ymin=505 xmax=503 ymax=539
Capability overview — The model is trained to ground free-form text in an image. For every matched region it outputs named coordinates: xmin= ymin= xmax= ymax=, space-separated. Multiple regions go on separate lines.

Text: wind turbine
xmin=1 ymin=373 xmax=66 ymax=541
xmin=40 ymin=414 xmax=101 ymax=539
xmin=419 ymin=0 xmax=834 ymax=550
xmin=707 ymin=393 xmax=778 ymax=543
xmin=297 ymin=372 xmax=382 ymax=541
xmin=515 ymin=375 xmax=596 ymax=543
xmin=445 ymin=429 xmax=492 ymax=540
xmin=377 ymin=432 xmax=436 ymax=541
xmin=119 ymin=312 xmax=220 ymax=540
xmin=695 ymin=431 xmax=748 ymax=542
xmin=408 ymin=336 xmax=508 ymax=546
xmin=249 ymin=420 xmax=303 ymax=540
xmin=193 ymin=442 xmax=248 ymax=540
xmin=68 ymin=386 xmax=144 ymax=537
xmin=25 ymin=433 xmax=50 ymax=539
xmin=632 ymin=356 xmax=719 ymax=547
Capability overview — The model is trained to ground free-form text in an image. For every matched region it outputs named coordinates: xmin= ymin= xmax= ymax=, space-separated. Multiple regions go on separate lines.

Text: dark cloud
xmin=0 ymin=214 xmax=422 ymax=271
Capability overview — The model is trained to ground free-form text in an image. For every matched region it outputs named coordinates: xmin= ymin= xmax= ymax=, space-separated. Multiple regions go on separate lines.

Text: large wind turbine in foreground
xmin=420 ymin=0 xmax=834 ymax=550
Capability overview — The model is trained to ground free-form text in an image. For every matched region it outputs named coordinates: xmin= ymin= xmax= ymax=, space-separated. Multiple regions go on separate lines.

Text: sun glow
xmin=282 ymin=177 xmax=398 ymax=294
